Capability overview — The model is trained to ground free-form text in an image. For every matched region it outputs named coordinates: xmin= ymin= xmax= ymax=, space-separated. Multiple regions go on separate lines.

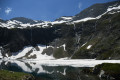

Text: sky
xmin=0 ymin=0 xmax=118 ymax=21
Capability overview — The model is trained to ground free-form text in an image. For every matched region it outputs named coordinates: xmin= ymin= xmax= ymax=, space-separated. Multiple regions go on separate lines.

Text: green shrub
xmin=0 ymin=70 xmax=34 ymax=80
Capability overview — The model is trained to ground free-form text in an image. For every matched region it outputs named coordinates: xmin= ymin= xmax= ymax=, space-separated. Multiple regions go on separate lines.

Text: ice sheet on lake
xmin=1 ymin=59 xmax=120 ymax=67
xmin=0 ymin=59 xmax=120 ymax=74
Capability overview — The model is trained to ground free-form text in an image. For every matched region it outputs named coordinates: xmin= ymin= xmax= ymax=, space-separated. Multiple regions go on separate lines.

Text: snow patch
xmin=97 ymin=5 xmax=120 ymax=19
xmin=99 ymin=70 xmax=105 ymax=78
xmin=73 ymin=17 xmax=96 ymax=23
xmin=0 ymin=59 xmax=120 ymax=74
xmin=6 ymin=54 xmax=8 ymax=57
xmin=0 ymin=52 xmax=2 ymax=58
xmin=10 ymin=46 xmax=33 ymax=59
xmin=56 ymin=44 xmax=66 ymax=51
xmin=61 ymin=44 xmax=66 ymax=51
xmin=81 ymin=42 xmax=87 ymax=47
xmin=61 ymin=17 xmax=72 ymax=20
xmin=107 ymin=5 xmax=120 ymax=12
xmin=62 ymin=68 xmax=66 ymax=75
xmin=29 ymin=45 xmax=54 ymax=60
xmin=87 ymin=45 xmax=92 ymax=49
xmin=9 ymin=45 xmax=54 ymax=60
xmin=51 ymin=20 xmax=66 ymax=25
xmin=0 ymin=47 xmax=2 ymax=58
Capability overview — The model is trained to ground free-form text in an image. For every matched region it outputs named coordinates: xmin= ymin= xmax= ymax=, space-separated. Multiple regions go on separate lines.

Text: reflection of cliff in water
xmin=0 ymin=60 xmax=120 ymax=80
xmin=0 ymin=60 xmax=100 ymax=80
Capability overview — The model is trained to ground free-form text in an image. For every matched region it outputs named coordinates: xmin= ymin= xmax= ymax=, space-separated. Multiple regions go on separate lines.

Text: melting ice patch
xmin=1 ymin=59 xmax=120 ymax=67
xmin=0 ymin=59 xmax=120 ymax=74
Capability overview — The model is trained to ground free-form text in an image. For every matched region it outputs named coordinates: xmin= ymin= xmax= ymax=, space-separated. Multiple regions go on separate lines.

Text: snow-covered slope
xmin=0 ymin=1 xmax=120 ymax=29
xmin=73 ymin=1 xmax=120 ymax=20
xmin=8 ymin=45 xmax=54 ymax=60
xmin=0 ymin=4 xmax=119 ymax=29
xmin=0 ymin=1 xmax=120 ymax=60
xmin=1 ymin=44 xmax=66 ymax=60
xmin=0 ymin=18 xmax=70 ymax=29
xmin=0 ymin=20 xmax=52 ymax=29
xmin=73 ymin=4 xmax=120 ymax=23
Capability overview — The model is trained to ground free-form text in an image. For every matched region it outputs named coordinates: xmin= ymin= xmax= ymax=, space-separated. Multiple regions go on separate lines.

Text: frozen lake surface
xmin=0 ymin=59 xmax=120 ymax=67
xmin=0 ymin=59 xmax=120 ymax=80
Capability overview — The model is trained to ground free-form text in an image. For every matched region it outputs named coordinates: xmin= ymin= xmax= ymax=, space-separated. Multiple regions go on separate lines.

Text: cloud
xmin=78 ymin=2 xmax=82 ymax=9
xmin=5 ymin=7 xmax=12 ymax=15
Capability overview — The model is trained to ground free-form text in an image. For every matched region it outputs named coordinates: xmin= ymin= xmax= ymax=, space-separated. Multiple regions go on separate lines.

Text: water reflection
xmin=0 ymin=60 xmax=101 ymax=80
xmin=0 ymin=60 xmax=120 ymax=80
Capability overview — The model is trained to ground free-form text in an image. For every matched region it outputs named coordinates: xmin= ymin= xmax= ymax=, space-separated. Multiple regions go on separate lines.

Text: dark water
xmin=0 ymin=60 xmax=101 ymax=80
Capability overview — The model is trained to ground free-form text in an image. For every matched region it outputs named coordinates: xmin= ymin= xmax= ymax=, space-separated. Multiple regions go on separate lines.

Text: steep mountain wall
xmin=0 ymin=1 xmax=120 ymax=59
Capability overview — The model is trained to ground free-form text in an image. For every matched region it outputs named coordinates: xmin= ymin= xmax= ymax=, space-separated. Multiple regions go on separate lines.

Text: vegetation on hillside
xmin=0 ymin=70 xmax=35 ymax=80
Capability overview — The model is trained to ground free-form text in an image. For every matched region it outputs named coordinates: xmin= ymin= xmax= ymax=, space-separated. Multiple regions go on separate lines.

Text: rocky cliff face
xmin=0 ymin=1 xmax=120 ymax=59
xmin=73 ymin=1 xmax=120 ymax=20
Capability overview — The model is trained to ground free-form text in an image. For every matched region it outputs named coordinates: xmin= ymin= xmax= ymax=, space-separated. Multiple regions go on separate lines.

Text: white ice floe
xmin=0 ymin=59 xmax=119 ymax=75
xmin=0 ymin=59 xmax=120 ymax=74
xmin=18 ymin=59 xmax=120 ymax=67
xmin=1 ymin=59 xmax=120 ymax=68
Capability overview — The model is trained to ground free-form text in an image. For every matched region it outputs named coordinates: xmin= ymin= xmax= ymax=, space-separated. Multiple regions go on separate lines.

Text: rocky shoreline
xmin=82 ymin=63 xmax=120 ymax=80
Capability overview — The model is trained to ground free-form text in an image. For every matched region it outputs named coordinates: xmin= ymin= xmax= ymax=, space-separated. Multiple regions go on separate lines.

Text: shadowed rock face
xmin=0 ymin=1 xmax=120 ymax=59
xmin=72 ymin=13 xmax=120 ymax=59
xmin=0 ymin=27 xmax=60 ymax=52
xmin=1 ymin=13 xmax=120 ymax=59
xmin=82 ymin=63 xmax=120 ymax=80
